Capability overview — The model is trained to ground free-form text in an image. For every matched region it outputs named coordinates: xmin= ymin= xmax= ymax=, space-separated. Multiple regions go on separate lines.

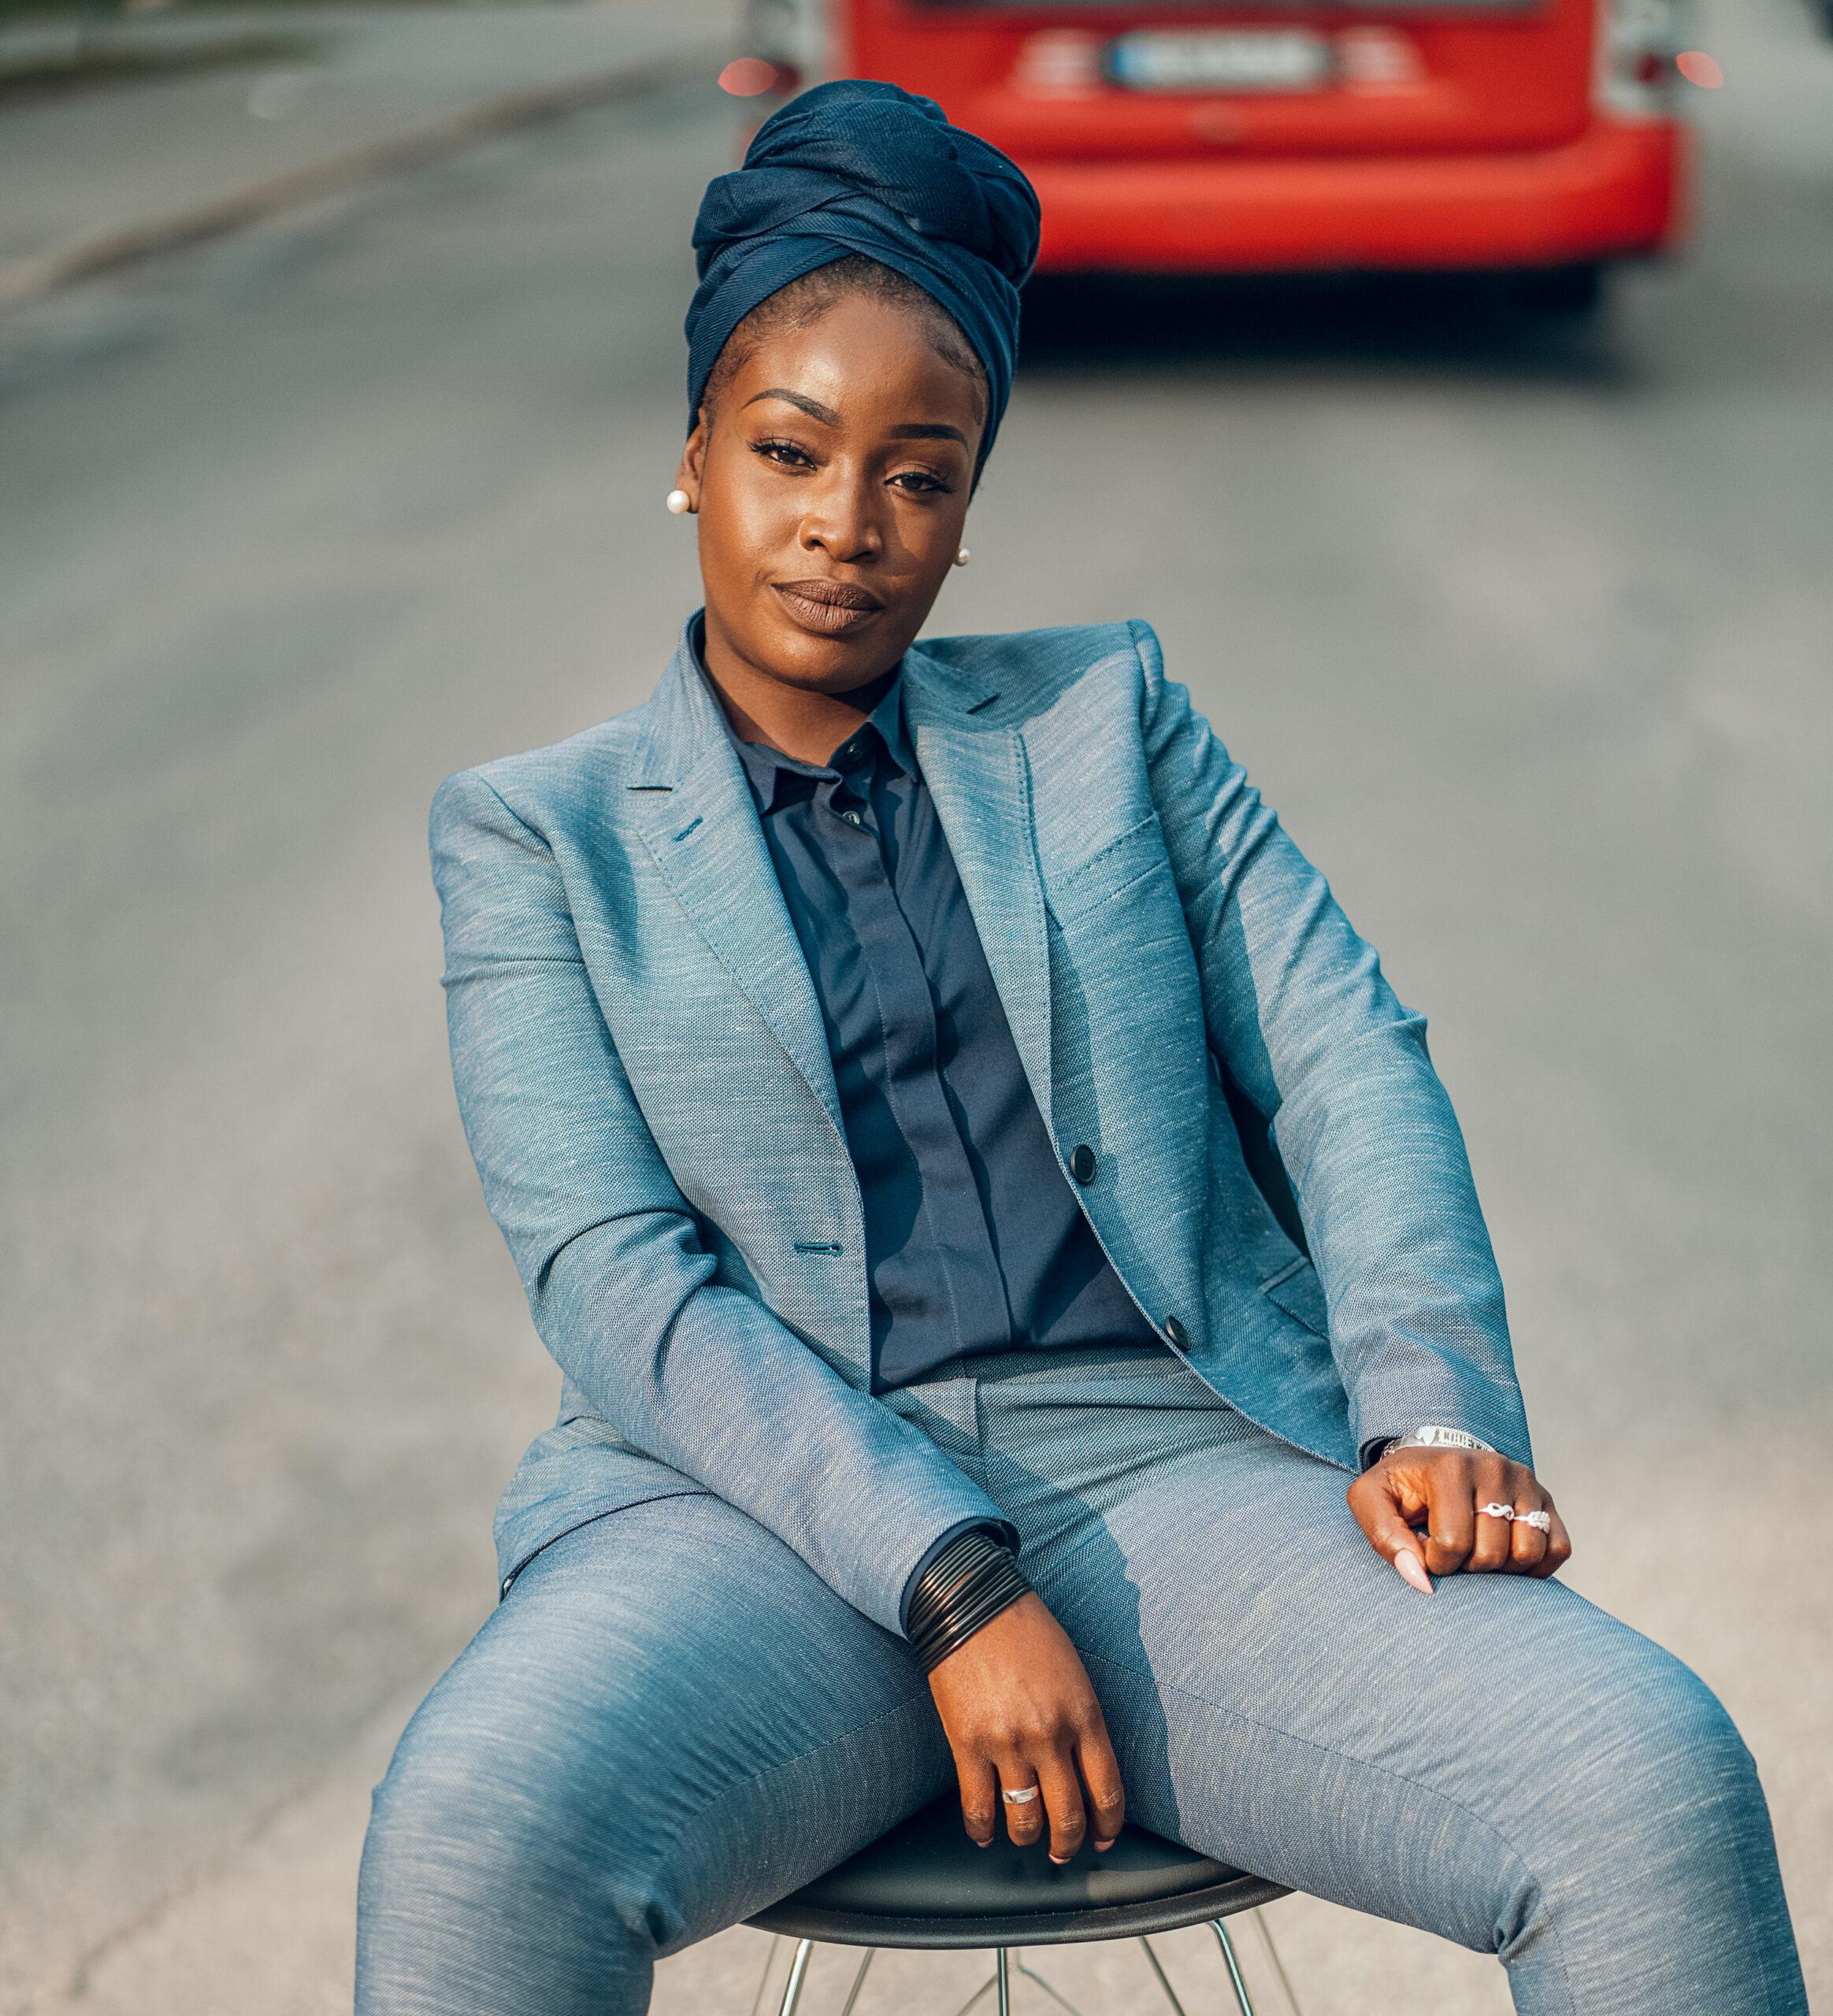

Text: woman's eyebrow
xmin=744 ymin=388 xmax=840 ymax=424
xmin=740 ymin=390 xmax=967 ymax=449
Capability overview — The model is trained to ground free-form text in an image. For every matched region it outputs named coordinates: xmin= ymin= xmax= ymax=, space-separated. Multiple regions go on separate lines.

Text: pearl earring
xmin=666 ymin=488 xmax=692 ymax=515
xmin=953 ymin=546 xmax=970 ymax=567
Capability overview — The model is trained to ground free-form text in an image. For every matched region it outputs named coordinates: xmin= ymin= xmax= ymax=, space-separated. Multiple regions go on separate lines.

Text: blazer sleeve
xmin=429 ymin=767 xmax=1020 ymax=1638
xmin=1129 ymin=619 xmax=1534 ymax=1470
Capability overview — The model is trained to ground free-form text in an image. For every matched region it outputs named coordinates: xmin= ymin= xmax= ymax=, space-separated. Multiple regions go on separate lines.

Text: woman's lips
xmin=772 ymin=579 xmax=884 ymax=638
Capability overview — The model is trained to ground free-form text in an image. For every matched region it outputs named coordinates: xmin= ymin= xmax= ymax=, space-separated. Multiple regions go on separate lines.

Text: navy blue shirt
xmin=709 ymin=637 xmax=1166 ymax=1395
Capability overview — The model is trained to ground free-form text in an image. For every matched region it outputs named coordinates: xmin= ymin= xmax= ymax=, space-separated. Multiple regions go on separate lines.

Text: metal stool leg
xmin=775 ymin=1937 xmax=816 ymax=2016
xmin=1208 ymin=1920 xmax=1258 ymax=2016
xmin=947 ymin=1966 xmax=998 ymax=2016
xmin=749 ymin=1934 xmax=786 ymax=2016
xmin=756 ymin=1920 xmax=1282 ymax=2016
xmin=1018 ymin=1952 xmax=1093 ymax=2016
xmin=835 ymin=1946 xmax=877 ymax=2016
xmin=1136 ymin=1935 xmax=1192 ymax=2016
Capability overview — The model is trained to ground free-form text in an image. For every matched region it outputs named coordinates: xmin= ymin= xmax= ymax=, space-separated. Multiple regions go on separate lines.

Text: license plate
xmin=1102 ymin=29 xmax=1333 ymax=92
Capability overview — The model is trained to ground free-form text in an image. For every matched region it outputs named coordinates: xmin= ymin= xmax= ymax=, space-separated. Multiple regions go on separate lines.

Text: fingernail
xmin=1050 ymin=1854 xmax=1070 ymax=1865
xmin=1095 ymin=1839 xmax=1115 ymax=1851
xmin=977 ymin=1837 xmax=992 ymax=1848
xmin=1393 ymin=1549 xmax=1434 ymax=1595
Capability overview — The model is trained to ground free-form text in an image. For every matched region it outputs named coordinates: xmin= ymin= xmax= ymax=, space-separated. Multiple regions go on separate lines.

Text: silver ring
xmin=1517 ymin=1508 xmax=1553 ymax=1534
xmin=1479 ymin=1502 xmax=1516 ymax=1521
xmin=1001 ymin=1785 xmax=1039 ymax=1806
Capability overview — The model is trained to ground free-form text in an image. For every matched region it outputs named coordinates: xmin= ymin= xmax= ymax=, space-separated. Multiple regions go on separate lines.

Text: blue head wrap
xmin=685 ymin=79 xmax=1041 ymax=471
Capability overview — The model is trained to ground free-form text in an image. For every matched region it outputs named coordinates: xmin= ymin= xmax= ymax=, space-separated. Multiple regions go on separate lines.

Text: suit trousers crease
xmin=354 ymin=1343 xmax=1807 ymax=2016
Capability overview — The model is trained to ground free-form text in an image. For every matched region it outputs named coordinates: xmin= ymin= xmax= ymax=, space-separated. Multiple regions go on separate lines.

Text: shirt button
xmin=1068 ymin=1143 xmax=1097 ymax=1184
xmin=841 ymin=808 xmax=864 ymax=827
xmin=1163 ymin=1315 xmax=1189 ymax=1347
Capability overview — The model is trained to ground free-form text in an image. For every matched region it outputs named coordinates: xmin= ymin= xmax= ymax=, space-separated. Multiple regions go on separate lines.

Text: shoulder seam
xmin=437 ymin=765 xmax=551 ymax=853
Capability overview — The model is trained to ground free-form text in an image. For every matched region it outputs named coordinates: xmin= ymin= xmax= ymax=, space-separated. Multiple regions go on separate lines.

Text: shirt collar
xmin=691 ymin=612 xmax=917 ymax=817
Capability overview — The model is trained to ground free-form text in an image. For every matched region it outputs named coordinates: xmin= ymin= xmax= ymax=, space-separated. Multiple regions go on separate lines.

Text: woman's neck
xmin=697 ymin=616 xmax=899 ymax=767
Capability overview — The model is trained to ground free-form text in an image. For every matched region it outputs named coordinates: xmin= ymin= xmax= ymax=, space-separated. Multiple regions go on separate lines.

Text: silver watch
xmin=1386 ymin=1425 xmax=1498 ymax=1457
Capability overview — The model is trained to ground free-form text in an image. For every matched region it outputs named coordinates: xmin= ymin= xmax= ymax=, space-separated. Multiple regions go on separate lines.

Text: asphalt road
xmin=2 ymin=4 xmax=1828 ymax=2010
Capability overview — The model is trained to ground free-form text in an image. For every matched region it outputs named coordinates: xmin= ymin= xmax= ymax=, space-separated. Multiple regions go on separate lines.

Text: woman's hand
xmin=1348 ymin=1446 xmax=1573 ymax=1592
xmin=925 ymin=1591 xmax=1126 ymax=1862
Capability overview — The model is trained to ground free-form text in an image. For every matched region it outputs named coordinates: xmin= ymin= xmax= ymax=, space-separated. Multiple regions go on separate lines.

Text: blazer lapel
xmin=625 ymin=628 xmax=1058 ymax=1155
xmin=900 ymin=649 xmax=1056 ymax=1133
xmin=623 ymin=623 xmax=1203 ymax=1354
xmin=905 ymin=640 xmax=1208 ymax=1346
xmin=626 ymin=628 xmax=844 ymax=1140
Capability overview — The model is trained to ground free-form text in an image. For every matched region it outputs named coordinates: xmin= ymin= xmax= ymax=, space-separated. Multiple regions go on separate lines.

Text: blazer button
xmin=1163 ymin=1315 xmax=1189 ymax=1347
xmin=1068 ymin=1143 xmax=1097 ymax=1184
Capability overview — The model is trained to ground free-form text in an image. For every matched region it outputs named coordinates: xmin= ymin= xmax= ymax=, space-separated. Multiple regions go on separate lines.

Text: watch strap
xmin=1384 ymin=1424 xmax=1500 ymax=1458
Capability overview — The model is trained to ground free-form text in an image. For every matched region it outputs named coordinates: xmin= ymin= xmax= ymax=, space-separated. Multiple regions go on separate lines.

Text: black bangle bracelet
xmin=907 ymin=1527 xmax=1004 ymax=1639
xmin=908 ymin=1532 xmax=1032 ymax=1674
xmin=912 ymin=1558 xmax=1031 ymax=1674
xmin=917 ymin=1530 xmax=992 ymax=1603
xmin=924 ymin=1557 xmax=1026 ymax=1649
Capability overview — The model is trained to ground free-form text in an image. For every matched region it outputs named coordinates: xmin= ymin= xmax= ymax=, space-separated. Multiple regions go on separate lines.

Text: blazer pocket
xmin=1043 ymin=810 xmax=1171 ymax=926
xmin=1260 ymin=1257 xmax=1329 ymax=1340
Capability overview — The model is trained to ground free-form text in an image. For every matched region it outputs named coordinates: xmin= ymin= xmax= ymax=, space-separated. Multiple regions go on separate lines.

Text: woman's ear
xmin=675 ymin=417 xmax=709 ymax=506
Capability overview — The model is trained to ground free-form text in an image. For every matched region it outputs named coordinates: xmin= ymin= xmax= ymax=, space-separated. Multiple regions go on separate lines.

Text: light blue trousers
xmin=356 ymin=1343 xmax=1806 ymax=2014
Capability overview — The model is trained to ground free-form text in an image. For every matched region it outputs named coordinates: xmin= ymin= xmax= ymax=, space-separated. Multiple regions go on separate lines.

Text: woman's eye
xmin=753 ymin=438 xmax=814 ymax=469
xmin=892 ymin=469 xmax=951 ymax=495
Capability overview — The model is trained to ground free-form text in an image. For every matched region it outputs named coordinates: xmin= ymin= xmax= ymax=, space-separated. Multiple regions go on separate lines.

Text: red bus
xmin=733 ymin=0 xmax=1692 ymax=308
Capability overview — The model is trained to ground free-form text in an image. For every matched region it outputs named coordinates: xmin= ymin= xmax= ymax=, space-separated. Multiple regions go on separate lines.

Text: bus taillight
xmin=1599 ymin=0 xmax=1691 ymax=117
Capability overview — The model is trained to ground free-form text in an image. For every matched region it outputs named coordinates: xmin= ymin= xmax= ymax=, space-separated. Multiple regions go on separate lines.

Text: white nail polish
xmin=1394 ymin=1549 xmax=1434 ymax=1595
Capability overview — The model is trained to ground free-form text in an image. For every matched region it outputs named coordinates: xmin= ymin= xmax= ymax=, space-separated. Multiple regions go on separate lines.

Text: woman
xmin=356 ymin=80 xmax=1805 ymax=2015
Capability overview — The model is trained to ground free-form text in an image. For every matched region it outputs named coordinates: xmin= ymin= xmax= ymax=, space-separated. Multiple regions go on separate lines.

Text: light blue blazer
xmin=430 ymin=614 xmax=1531 ymax=1634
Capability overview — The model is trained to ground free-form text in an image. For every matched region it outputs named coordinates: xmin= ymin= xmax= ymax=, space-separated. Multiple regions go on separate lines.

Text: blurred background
xmin=2 ymin=0 xmax=1828 ymax=2009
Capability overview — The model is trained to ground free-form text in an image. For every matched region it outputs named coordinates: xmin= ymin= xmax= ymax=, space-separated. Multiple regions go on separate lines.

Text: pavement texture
xmin=0 ymin=0 xmax=737 ymax=298
xmin=2 ymin=1 xmax=1829 ymax=2010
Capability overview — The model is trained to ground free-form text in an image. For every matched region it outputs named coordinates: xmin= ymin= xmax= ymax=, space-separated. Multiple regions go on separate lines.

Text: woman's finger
xmin=996 ymin=1758 xmax=1045 ymax=1847
xmin=1074 ymin=1707 xmax=1127 ymax=1851
xmin=1467 ymin=1455 xmax=1519 ymax=1573
xmin=955 ymin=1753 xmax=1000 ymax=1847
xmin=1033 ymin=1741 xmax=1089 ymax=1865
xmin=1345 ymin=1467 xmax=1434 ymax=1592
xmin=1530 ymin=1495 xmax=1575 ymax=1577
xmin=1509 ymin=1482 xmax=1551 ymax=1573
xmin=1420 ymin=1457 xmax=1477 ymax=1577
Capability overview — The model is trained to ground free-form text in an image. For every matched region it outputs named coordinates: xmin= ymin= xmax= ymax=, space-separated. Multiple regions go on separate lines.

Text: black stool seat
xmin=746 ymin=1792 xmax=1289 ymax=1951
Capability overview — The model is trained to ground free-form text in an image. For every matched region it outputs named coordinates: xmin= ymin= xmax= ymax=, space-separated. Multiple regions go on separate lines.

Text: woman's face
xmin=678 ymin=291 xmax=984 ymax=697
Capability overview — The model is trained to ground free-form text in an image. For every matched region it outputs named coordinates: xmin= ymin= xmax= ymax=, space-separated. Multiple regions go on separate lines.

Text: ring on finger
xmin=1516 ymin=1508 xmax=1552 ymax=1534
xmin=1001 ymin=1785 xmax=1039 ymax=1806
xmin=1479 ymin=1501 xmax=1516 ymax=1521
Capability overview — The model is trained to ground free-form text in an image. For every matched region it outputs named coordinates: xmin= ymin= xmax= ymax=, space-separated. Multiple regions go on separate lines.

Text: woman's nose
xmin=799 ymin=472 xmax=881 ymax=563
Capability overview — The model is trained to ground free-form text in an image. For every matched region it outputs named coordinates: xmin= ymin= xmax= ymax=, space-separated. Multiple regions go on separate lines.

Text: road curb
xmin=0 ymin=40 xmax=724 ymax=312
